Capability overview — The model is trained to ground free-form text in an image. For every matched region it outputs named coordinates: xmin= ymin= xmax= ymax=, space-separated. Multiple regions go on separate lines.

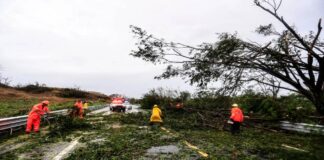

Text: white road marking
xmin=282 ymin=144 xmax=308 ymax=152
xmin=53 ymin=137 xmax=81 ymax=160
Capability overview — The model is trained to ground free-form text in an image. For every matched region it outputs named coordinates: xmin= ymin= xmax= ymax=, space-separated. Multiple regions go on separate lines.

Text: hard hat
xmin=153 ymin=104 xmax=158 ymax=108
xmin=42 ymin=100 xmax=49 ymax=105
xmin=232 ymin=103 xmax=238 ymax=107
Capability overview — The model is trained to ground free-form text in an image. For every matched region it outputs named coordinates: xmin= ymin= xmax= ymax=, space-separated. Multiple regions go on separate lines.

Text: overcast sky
xmin=0 ymin=0 xmax=323 ymax=98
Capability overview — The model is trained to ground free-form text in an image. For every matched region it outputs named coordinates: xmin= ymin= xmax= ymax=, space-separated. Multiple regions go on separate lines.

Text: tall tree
xmin=130 ymin=0 xmax=324 ymax=114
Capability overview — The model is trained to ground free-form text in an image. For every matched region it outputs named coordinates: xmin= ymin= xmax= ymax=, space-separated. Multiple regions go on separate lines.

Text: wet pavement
xmin=90 ymin=104 xmax=145 ymax=115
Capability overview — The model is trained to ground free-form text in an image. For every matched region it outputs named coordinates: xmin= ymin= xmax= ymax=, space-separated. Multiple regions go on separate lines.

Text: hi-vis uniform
xmin=230 ymin=107 xmax=244 ymax=122
xmin=150 ymin=105 xmax=162 ymax=123
xmin=74 ymin=101 xmax=83 ymax=118
xmin=26 ymin=101 xmax=49 ymax=133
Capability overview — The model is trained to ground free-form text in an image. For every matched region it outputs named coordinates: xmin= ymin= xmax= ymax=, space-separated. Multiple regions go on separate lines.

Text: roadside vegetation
xmin=1 ymin=111 xmax=323 ymax=159
xmin=58 ymin=112 xmax=324 ymax=159
xmin=0 ymin=83 xmax=108 ymax=117
xmin=0 ymin=99 xmax=73 ymax=117
xmin=0 ymin=83 xmax=323 ymax=159
xmin=0 ymin=99 xmax=107 ymax=118
xmin=161 ymin=109 xmax=323 ymax=159
xmin=141 ymin=88 xmax=321 ymax=124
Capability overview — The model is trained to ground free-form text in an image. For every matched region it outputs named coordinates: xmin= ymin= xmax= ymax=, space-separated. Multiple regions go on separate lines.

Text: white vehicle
xmin=110 ymin=97 xmax=126 ymax=112
xmin=124 ymin=101 xmax=132 ymax=110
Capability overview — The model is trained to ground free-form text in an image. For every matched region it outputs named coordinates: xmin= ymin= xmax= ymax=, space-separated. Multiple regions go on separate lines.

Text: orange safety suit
xmin=26 ymin=103 xmax=49 ymax=133
xmin=74 ymin=101 xmax=83 ymax=118
xmin=150 ymin=106 xmax=162 ymax=123
xmin=175 ymin=103 xmax=183 ymax=109
xmin=230 ymin=107 xmax=244 ymax=122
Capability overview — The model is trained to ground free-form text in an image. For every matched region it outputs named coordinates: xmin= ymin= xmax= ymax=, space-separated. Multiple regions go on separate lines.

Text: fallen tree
xmin=130 ymin=0 xmax=324 ymax=114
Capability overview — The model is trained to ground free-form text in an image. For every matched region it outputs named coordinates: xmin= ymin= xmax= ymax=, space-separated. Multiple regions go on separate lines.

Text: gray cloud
xmin=0 ymin=0 xmax=323 ymax=97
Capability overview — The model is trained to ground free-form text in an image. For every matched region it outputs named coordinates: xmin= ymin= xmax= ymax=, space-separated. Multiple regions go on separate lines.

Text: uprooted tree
xmin=130 ymin=0 xmax=324 ymax=115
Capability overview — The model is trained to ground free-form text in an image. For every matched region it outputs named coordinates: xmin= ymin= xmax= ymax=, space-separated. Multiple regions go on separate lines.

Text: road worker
xmin=229 ymin=103 xmax=244 ymax=134
xmin=25 ymin=100 xmax=50 ymax=133
xmin=74 ymin=100 xmax=83 ymax=119
xmin=83 ymin=100 xmax=89 ymax=116
xmin=150 ymin=104 xmax=163 ymax=125
xmin=175 ymin=102 xmax=184 ymax=110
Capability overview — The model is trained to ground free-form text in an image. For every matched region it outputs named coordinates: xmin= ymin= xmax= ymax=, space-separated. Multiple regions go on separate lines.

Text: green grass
xmin=0 ymin=99 xmax=107 ymax=118
xmin=0 ymin=99 xmax=38 ymax=117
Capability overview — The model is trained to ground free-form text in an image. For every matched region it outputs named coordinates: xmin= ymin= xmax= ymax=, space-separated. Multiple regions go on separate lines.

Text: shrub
xmin=16 ymin=83 xmax=53 ymax=93
xmin=185 ymin=96 xmax=232 ymax=110
xmin=0 ymin=83 xmax=11 ymax=88
xmin=279 ymin=94 xmax=315 ymax=121
xmin=235 ymin=90 xmax=266 ymax=112
xmin=140 ymin=88 xmax=176 ymax=109
xmin=140 ymin=93 xmax=161 ymax=109
xmin=258 ymin=98 xmax=282 ymax=119
xmin=140 ymin=88 xmax=318 ymax=122
xmin=57 ymin=88 xmax=89 ymax=98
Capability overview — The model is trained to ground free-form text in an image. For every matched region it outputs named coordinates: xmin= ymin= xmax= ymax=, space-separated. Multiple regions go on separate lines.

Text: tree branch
xmin=255 ymin=1 xmax=321 ymax=60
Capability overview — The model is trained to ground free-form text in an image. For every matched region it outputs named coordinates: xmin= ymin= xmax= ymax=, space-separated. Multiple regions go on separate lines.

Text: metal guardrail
xmin=88 ymin=105 xmax=107 ymax=111
xmin=280 ymin=121 xmax=324 ymax=135
xmin=0 ymin=105 xmax=107 ymax=135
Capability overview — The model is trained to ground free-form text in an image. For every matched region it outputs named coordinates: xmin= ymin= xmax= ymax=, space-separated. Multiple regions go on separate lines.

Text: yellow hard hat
xmin=153 ymin=104 xmax=158 ymax=108
xmin=232 ymin=103 xmax=238 ymax=107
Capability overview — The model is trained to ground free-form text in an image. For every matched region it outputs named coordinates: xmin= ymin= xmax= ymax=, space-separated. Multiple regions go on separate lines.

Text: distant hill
xmin=0 ymin=84 xmax=108 ymax=101
xmin=0 ymin=84 xmax=109 ymax=117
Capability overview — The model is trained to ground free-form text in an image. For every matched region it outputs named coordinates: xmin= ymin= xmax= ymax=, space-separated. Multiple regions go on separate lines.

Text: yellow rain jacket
xmin=83 ymin=103 xmax=88 ymax=109
xmin=150 ymin=106 xmax=162 ymax=123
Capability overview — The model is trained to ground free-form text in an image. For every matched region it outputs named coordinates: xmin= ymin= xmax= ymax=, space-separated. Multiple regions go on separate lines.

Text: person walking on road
xmin=150 ymin=104 xmax=163 ymax=125
xmin=26 ymin=100 xmax=50 ymax=134
xmin=229 ymin=103 xmax=244 ymax=135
